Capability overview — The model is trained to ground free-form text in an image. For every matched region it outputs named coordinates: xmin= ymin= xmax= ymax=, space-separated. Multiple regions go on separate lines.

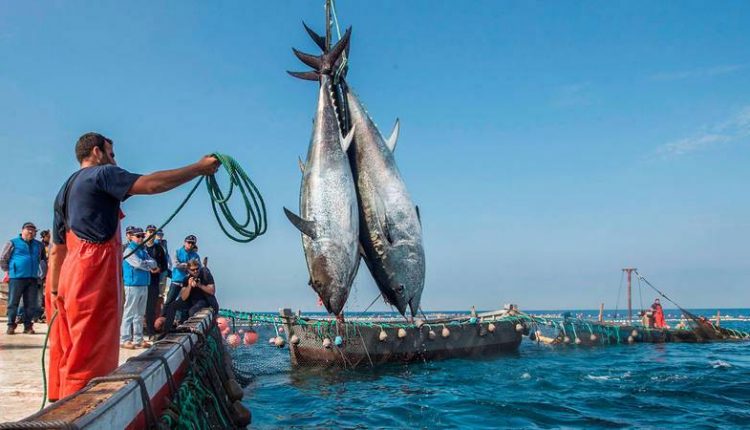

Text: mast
xmin=325 ymin=0 xmax=332 ymax=51
xmin=622 ymin=268 xmax=637 ymax=324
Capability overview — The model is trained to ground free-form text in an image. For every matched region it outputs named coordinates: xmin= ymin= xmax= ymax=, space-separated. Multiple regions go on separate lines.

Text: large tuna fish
xmin=346 ymin=92 xmax=426 ymax=318
xmin=284 ymin=29 xmax=360 ymax=316
xmin=292 ymin=25 xmax=426 ymax=317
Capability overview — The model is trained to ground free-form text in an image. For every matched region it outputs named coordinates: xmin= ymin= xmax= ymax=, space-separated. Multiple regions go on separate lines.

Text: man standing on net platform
xmin=46 ymin=132 xmax=219 ymax=401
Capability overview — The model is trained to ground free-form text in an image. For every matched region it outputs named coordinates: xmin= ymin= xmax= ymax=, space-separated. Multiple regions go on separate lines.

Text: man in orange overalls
xmin=46 ymin=132 xmax=219 ymax=401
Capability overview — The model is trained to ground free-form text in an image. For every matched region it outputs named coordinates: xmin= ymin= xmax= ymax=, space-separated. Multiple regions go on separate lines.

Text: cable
xmin=40 ymin=310 xmax=58 ymax=411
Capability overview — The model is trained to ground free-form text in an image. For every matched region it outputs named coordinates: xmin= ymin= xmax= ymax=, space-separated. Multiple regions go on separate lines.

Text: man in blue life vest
xmin=120 ymin=227 xmax=157 ymax=349
xmin=1 ymin=222 xmax=44 ymax=334
xmin=164 ymin=235 xmax=200 ymax=308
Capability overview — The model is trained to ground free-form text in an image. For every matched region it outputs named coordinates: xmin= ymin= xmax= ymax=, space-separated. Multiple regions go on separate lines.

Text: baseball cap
xmin=22 ymin=222 xmax=37 ymax=230
xmin=131 ymin=227 xmax=145 ymax=237
xmin=184 ymin=234 xmax=197 ymax=243
xmin=125 ymin=225 xmax=136 ymax=235
xmin=146 ymin=224 xmax=157 ymax=231
xmin=155 ymin=229 xmax=164 ymax=236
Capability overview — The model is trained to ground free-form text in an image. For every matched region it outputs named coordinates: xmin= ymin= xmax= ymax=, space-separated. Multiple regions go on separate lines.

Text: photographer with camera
xmin=155 ymin=258 xmax=218 ymax=334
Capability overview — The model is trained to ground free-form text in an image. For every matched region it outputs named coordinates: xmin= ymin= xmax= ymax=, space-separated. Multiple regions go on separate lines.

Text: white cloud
xmin=655 ymin=106 xmax=750 ymax=158
xmin=649 ymin=64 xmax=745 ymax=81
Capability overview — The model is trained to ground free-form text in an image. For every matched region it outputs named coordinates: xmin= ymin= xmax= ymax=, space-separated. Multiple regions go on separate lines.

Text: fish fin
xmin=292 ymin=27 xmax=351 ymax=75
xmin=303 ymin=21 xmax=327 ymax=51
xmin=385 ymin=119 xmax=400 ymax=153
xmin=327 ymin=27 xmax=352 ymax=64
xmin=415 ymin=205 xmax=421 ymax=225
xmin=287 ymin=70 xmax=319 ymax=81
xmin=292 ymin=48 xmax=322 ymax=70
xmin=358 ymin=242 xmax=366 ymax=257
xmin=340 ymin=125 xmax=355 ymax=152
xmin=283 ymin=207 xmax=317 ymax=239
xmin=297 ymin=156 xmax=305 ymax=174
xmin=382 ymin=214 xmax=394 ymax=245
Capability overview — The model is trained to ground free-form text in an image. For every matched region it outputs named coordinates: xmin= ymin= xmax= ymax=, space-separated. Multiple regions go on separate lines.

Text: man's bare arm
xmin=129 ymin=156 xmax=220 ymax=195
xmin=47 ymin=243 xmax=68 ymax=302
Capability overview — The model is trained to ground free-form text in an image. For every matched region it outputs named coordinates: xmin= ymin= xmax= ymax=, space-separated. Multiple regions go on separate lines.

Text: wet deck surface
xmin=0 ymin=316 xmax=142 ymax=423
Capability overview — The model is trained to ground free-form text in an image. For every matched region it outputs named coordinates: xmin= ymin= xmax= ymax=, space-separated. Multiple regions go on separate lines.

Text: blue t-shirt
xmin=53 ymin=165 xmax=141 ymax=244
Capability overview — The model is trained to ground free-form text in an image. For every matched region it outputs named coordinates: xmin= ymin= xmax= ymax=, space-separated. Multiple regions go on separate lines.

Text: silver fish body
xmin=285 ymin=75 xmax=359 ymax=316
xmin=346 ymin=90 xmax=425 ymax=317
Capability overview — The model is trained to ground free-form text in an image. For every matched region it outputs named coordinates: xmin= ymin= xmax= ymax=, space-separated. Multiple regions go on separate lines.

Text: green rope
xmin=40 ymin=309 xmax=58 ymax=410
xmin=124 ymin=152 xmax=266 ymax=259
xmin=161 ymin=327 xmax=234 ymax=429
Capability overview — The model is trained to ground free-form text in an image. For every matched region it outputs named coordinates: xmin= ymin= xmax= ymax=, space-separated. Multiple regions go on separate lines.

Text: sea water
xmin=231 ymin=309 xmax=750 ymax=428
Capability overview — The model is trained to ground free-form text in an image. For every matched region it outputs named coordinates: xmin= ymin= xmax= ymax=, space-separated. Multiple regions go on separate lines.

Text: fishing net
xmin=159 ymin=325 xmax=248 ymax=429
xmin=219 ymin=309 xmax=533 ymax=370
xmin=528 ymin=314 xmax=750 ymax=346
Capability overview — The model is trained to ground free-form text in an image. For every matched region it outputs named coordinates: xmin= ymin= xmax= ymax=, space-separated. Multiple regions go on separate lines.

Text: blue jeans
xmin=120 ymin=286 xmax=148 ymax=344
xmin=164 ymin=281 xmax=185 ymax=322
xmin=8 ymin=278 xmax=38 ymax=329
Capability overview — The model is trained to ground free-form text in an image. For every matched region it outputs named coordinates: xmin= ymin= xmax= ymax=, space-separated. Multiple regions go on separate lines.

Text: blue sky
xmin=1 ymin=1 xmax=748 ymax=312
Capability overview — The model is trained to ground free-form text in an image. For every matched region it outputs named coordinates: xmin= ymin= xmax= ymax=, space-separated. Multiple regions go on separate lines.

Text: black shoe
xmin=6 ymin=326 xmax=16 ymax=335
xmin=23 ymin=327 xmax=36 ymax=334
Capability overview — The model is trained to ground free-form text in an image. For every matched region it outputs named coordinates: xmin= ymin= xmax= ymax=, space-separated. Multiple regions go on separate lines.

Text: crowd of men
xmin=119 ymin=226 xmax=219 ymax=349
xmin=2 ymin=222 xmax=219 ymax=343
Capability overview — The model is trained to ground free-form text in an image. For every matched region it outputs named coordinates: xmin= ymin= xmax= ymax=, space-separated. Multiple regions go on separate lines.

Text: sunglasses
xmin=134 ymin=234 xmax=145 ymax=238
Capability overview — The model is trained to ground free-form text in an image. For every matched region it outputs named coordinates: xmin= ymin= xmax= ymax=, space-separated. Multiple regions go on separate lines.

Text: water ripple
xmin=238 ymin=319 xmax=750 ymax=428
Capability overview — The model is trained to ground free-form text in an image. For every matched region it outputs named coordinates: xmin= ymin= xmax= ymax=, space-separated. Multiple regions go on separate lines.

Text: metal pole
xmin=598 ymin=303 xmax=604 ymax=322
xmin=622 ymin=268 xmax=637 ymax=324
xmin=325 ymin=0 xmax=332 ymax=51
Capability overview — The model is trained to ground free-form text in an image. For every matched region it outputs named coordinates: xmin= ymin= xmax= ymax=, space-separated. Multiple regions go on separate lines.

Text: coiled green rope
xmin=124 ymin=152 xmax=266 ymax=259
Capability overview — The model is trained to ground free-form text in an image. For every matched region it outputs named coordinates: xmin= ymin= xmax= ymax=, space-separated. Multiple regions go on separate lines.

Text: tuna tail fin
xmin=289 ymin=27 xmax=352 ymax=79
xmin=283 ymin=207 xmax=317 ymax=239
xmin=303 ymin=21 xmax=327 ymax=51
xmin=287 ymin=71 xmax=319 ymax=81
xmin=303 ymin=22 xmax=351 ymax=61
xmin=385 ymin=119 xmax=400 ymax=152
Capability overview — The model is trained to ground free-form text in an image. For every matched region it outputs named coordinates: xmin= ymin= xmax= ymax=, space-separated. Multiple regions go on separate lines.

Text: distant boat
xmin=529 ymin=269 xmax=750 ymax=346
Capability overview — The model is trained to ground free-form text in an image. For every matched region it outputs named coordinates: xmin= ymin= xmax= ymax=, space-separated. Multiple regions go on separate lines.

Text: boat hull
xmin=281 ymin=310 xmax=523 ymax=368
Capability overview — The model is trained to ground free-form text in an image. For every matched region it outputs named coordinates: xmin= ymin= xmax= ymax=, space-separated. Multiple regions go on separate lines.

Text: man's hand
xmin=188 ymin=277 xmax=198 ymax=288
xmin=196 ymin=155 xmax=220 ymax=176
xmin=150 ymin=268 xmax=160 ymax=274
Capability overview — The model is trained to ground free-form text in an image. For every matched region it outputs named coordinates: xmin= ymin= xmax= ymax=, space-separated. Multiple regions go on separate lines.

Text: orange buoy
xmin=226 ymin=333 xmax=241 ymax=348
xmin=243 ymin=330 xmax=259 ymax=345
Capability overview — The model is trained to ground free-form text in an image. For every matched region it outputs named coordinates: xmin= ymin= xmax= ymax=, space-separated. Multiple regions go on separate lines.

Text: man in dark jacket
xmin=144 ymin=225 xmax=169 ymax=338
xmin=1 ymin=222 xmax=44 ymax=334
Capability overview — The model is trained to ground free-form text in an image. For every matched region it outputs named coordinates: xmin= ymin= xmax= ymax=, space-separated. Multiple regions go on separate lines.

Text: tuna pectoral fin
xmin=415 ymin=205 xmax=421 ymax=225
xmin=385 ymin=119 xmax=400 ymax=153
xmin=283 ymin=207 xmax=318 ymax=239
xmin=340 ymin=125 xmax=355 ymax=152
xmin=297 ymin=156 xmax=305 ymax=174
